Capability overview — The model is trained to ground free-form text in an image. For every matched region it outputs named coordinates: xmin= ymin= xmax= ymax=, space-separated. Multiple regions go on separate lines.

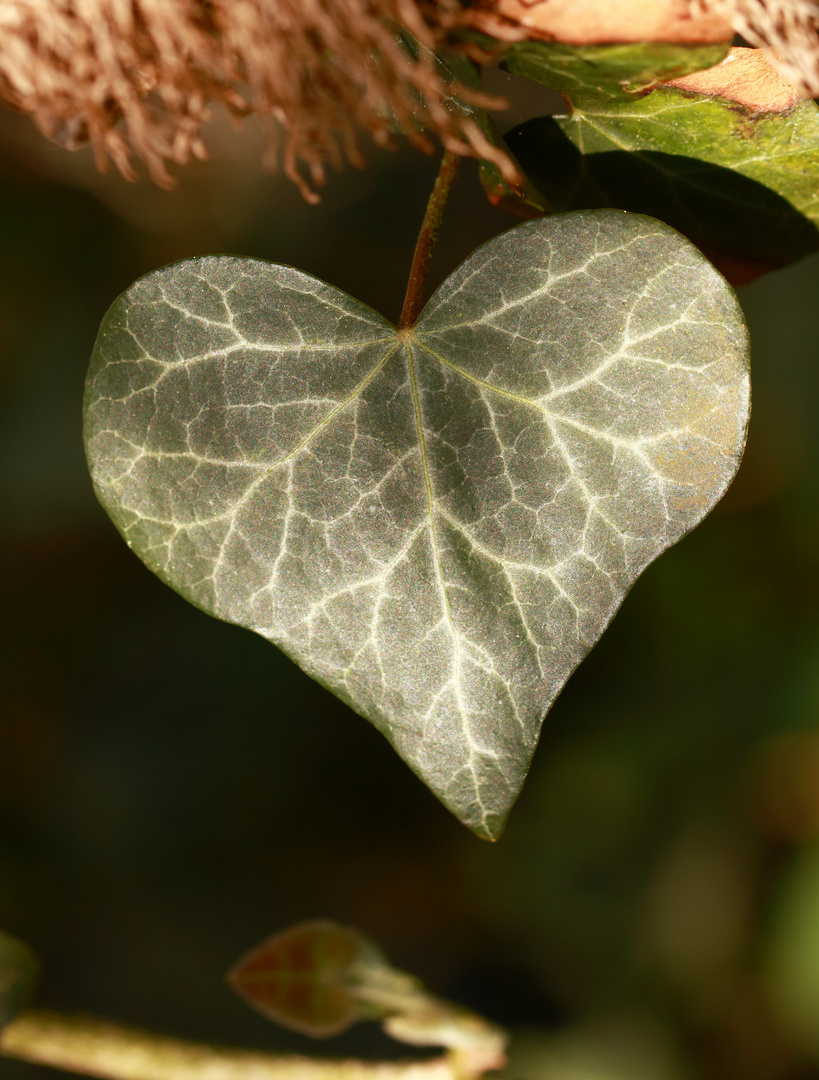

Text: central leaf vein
xmin=406 ymin=339 xmax=474 ymax=752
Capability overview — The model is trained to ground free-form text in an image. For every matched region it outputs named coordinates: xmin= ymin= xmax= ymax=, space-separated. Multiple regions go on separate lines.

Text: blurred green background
xmin=3 ymin=70 xmax=819 ymax=1080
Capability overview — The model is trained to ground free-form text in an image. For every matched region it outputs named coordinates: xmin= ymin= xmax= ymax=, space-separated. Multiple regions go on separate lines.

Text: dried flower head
xmin=0 ymin=0 xmax=514 ymax=199
xmin=1 ymin=0 xmax=818 ymax=197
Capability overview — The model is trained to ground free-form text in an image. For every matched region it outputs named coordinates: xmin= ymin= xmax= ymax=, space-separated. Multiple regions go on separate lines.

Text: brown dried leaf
xmin=483 ymin=0 xmax=733 ymax=45
xmin=0 ymin=0 xmax=515 ymax=199
xmin=667 ymin=46 xmax=804 ymax=110
xmin=698 ymin=0 xmax=819 ymax=98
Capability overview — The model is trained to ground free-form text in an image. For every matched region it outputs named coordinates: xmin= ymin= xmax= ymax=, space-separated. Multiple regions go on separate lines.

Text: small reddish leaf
xmin=227 ymin=921 xmax=374 ymax=1037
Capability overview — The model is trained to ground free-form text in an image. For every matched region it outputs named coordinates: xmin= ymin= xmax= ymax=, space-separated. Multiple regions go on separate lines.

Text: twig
xmin=0 ymin=1011 xmax=457 ymax=1080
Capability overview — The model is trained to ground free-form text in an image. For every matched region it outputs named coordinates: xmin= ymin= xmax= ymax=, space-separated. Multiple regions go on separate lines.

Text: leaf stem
xmin=400 ymin=150 xmax=460 ymax=329
xmin=0 ymin=1011 xmax=458 ymax=1080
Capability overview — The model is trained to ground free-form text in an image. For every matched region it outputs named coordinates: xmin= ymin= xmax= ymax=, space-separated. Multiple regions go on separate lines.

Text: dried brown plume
xmin=0 ymin=0 xmax=515 ymax=198
xmin=0 ymin=0 xmax=818 ymax=196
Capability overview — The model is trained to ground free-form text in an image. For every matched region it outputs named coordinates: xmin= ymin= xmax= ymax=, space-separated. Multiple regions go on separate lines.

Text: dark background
xmin=3 ymin=67 xmax=819 ymax=1080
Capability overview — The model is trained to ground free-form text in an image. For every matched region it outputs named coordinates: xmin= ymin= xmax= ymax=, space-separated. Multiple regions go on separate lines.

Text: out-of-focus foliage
xmin=764 ymin=842 xmax=819 ymax=1061
xmin=1 ymin=68 xmax=819 ymax=1080
xmin=0 ymin=935 xmax=38 ymax=1029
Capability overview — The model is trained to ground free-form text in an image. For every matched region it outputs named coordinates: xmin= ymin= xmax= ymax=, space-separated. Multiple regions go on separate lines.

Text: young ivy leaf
xmin=83 ymin=211 xmax=750 ymax=839
xmin=506 ymin=50 xmax=819 ymax=277
xmin=227 ymin=921 xmax=386 ymax=1037
xmin=228 ymin=920 xmax=508 ymax=1074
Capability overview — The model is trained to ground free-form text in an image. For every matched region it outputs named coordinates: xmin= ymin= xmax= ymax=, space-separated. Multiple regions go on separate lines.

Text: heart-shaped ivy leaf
xmin=227 ymin=920 xmax=386 ymax=1036
xmin=84 ymin=211 xmax=750 ymax=839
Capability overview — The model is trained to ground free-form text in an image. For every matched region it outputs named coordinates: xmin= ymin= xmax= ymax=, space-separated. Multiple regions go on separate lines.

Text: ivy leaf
xmin=501 ymin=40 xmax=730 ymax=105
xmin=83 ymin=211 xmax=750 ymax=839
xmin=506 ymin=54 xmax=819 ymax=274
xmin=227 ymin=921 xmax=389 ymax=1036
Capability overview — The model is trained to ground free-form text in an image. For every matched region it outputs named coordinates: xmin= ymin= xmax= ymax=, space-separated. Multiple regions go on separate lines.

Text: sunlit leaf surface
xmin=84 ymin=211 xmax=750 ymax=838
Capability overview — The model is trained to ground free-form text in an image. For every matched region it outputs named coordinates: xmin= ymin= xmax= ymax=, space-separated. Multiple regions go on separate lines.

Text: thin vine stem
xmin=0 ymin=1011 xmax=458 ymax=1080
xmin=399 ymin=150 xmax=460 ymax=329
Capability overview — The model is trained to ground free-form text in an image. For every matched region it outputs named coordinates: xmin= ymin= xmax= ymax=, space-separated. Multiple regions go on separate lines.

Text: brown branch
xmin=400 ymin=150 xmax=460 ymax=329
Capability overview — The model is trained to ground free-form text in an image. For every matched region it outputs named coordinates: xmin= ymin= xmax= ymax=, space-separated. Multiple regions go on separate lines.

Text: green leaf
xmin=506 ymin=89 xmax=819 ymax=269
xmin=501 ymin=41 xmax=730 ymax=105
xmin=83 ymin=211 xmax=750 ymax=839
xmin=0 ymin=933 xmax=39 ymax=1028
